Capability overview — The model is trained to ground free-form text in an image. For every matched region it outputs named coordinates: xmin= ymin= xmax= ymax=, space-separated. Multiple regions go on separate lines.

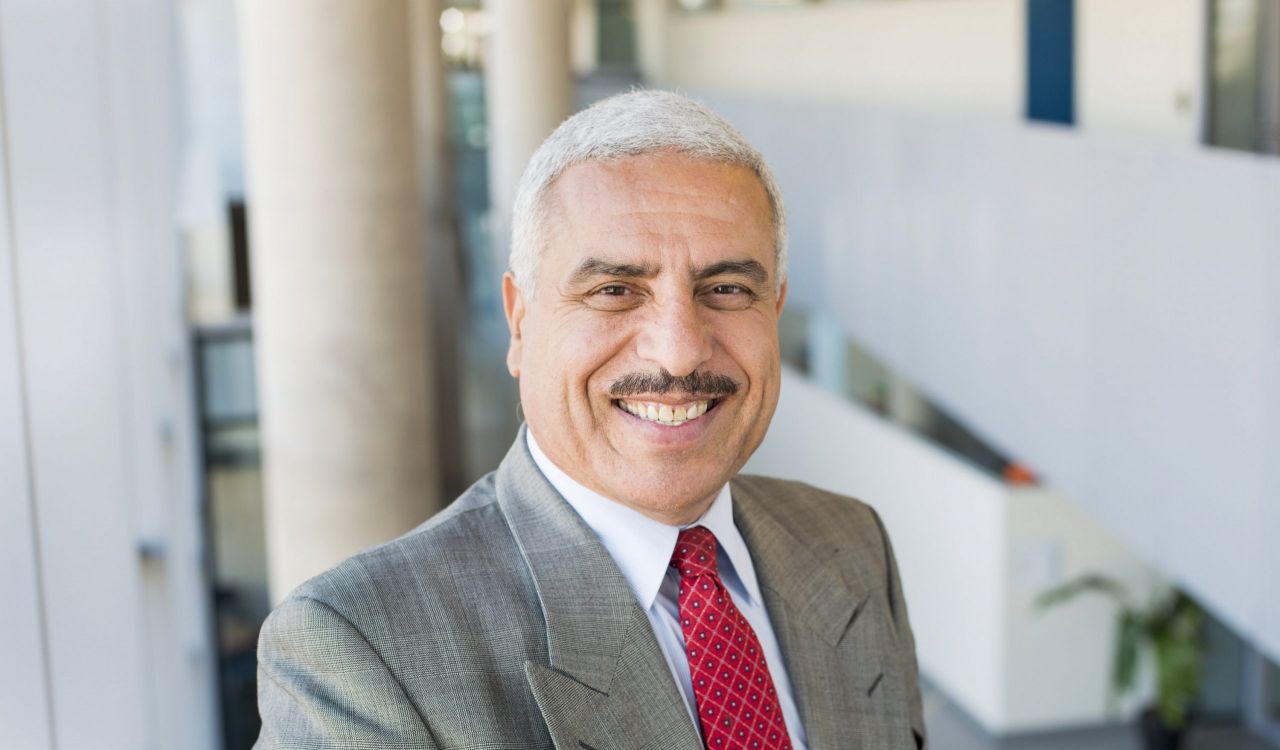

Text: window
xmin=1206 ymin=0 xmax=1280 ymax=153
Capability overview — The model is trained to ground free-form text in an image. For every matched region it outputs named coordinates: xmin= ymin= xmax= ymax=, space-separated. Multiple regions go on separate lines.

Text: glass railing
xmin=777 ymin=306 xmax=1036 ymax=484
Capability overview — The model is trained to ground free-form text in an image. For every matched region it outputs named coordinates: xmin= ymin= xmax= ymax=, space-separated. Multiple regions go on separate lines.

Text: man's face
xmin=503 ymin=151 xmax=786 ymax=525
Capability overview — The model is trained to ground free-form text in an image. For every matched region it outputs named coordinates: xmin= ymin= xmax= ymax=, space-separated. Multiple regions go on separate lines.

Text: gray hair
xmin=508 ymin=90 xmax=788 ymax=295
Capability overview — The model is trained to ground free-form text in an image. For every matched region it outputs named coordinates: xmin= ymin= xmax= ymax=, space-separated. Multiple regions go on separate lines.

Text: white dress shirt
xmin=526 ymin=430 xmax=808 ymax=749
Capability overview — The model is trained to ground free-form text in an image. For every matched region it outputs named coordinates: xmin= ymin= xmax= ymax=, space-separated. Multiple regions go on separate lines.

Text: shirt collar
xmin=526 ymin=428 xmax=763 ymax=611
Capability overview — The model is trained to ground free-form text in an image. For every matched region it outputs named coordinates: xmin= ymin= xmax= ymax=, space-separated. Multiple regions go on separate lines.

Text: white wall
xmin=180 ymin=0 xmax=247 ymax=197
xmin=1 ymin=4 xmax=149 ymax=744
xmin=748 ymin=370 xmax=1164 ymax=734
xmin=711 ymin=91 xmax=1280 ymax=668
xmin=653 ymin=0 xmax=1024 ymax=118
xmin=103 ymin=3 xmax=221 ymax=745
xmin=0 ymin=145 xmax=53 ymax=750
xmin=0 ymin=1 xmax=217 ymax=748
xmin=1076 ymin=0 xmax=1204 ymax=144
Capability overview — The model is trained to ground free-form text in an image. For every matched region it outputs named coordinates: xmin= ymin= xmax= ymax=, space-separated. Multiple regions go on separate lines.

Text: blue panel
xmin=1026 ymin=0 xmax=1075 ymax=125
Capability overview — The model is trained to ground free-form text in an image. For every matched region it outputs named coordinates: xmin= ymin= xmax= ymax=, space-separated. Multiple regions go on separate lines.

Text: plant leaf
xmin=1153 ymin=596 xmax=1205 ymax=729
xmin=1037 ymin=574 xmax=1133 ymax=611
xmin=1113 ymin=613 xmax=1141 ymax=698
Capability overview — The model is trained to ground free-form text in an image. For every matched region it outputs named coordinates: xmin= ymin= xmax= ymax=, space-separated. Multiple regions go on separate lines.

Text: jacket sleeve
xmin=253 ymin=595 xmax=438 ymax=750
xmin=871 ymin=508 xmax=927 ymax=750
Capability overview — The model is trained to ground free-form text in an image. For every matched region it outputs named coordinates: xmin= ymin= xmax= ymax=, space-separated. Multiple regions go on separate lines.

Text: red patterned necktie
xmin=671 ymin=525 xmax=793 ymax=750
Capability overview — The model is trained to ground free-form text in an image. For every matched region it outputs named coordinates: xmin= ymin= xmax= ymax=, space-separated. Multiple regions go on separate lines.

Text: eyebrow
xmin=567 ymin=257 xmax=659 ymax=286
xmin=565 ymin=256 xmax=770 ymax=287
xmin=692 ymin=259 xmax=769 ymax=284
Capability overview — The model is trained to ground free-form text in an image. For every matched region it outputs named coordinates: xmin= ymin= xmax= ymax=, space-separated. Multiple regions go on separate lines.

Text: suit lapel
xmin=496 ymin=428 xmax=702 ymax=750
xmin=731 ymin=479 xmax=886 ymax=750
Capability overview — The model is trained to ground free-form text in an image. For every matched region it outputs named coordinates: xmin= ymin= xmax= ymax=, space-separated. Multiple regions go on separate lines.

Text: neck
xmin=623 ymin=491 xmax=719 ymax=528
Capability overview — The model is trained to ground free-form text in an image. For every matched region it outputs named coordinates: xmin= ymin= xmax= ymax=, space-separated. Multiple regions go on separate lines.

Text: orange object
xmin=1003 ymin=462 xmax=1039 ymax=486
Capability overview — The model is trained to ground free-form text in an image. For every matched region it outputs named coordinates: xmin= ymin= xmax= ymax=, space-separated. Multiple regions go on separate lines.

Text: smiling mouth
xmin=613 ymin=398 xmax=721 ymax=427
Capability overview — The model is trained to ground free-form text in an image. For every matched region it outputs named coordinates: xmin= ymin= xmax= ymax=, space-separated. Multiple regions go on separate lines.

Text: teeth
xmin=619 ymin=399 xmax=713 ymax=426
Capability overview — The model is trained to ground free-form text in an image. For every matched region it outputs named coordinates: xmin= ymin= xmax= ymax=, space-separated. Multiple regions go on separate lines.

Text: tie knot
xmin=670 ymin=526 xmax=718 ymax=579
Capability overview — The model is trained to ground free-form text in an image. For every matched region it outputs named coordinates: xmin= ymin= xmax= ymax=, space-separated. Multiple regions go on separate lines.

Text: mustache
xmin=608 ymin=370 xmax=741 ymax=399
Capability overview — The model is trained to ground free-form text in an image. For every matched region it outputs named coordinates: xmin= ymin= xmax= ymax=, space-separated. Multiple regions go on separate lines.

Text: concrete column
xmin=570 ymin=0 xmax=599 ymax=77
xmin=484 ymin=0 xmax=573 ymax=265
xmin=240 ymin=0 xmax=440 ymax=601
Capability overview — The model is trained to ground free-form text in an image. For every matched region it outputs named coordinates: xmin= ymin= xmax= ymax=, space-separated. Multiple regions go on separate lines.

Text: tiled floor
xmin=922 ymin=679 xmax=1277 ymax=750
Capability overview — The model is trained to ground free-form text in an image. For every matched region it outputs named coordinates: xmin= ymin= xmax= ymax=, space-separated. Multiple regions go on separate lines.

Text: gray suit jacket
xmin=254 ymin=429 xmax=927 ymax=749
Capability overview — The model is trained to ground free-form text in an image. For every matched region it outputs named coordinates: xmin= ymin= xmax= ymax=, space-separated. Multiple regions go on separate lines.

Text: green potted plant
xmin=1037 ymin=574 xmax=1206 ymax=750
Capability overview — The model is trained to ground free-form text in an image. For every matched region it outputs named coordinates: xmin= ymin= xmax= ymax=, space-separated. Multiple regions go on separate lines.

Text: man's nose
xmin=635 ymin=298 xmax=713 ymax=378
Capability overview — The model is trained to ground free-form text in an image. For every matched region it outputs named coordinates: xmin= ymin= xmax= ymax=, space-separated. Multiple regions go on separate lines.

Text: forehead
xmin=541 ymin=152 xmax=775 ymax=279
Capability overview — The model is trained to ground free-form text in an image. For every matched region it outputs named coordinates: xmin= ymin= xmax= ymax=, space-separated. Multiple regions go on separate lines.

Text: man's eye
xmin=584 ymin=284 xmax=641 ymax=311
xmin=701 ymin=283 xmax=756 ymax=311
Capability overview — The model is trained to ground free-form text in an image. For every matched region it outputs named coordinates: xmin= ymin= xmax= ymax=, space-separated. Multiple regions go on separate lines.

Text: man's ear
xmin=502 ymin=272 xmax=526 ymax=377
xmin=775 ymin=279 xmax=788 ymax=317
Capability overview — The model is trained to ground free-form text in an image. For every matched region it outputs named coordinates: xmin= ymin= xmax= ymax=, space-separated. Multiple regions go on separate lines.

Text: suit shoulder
xmin=279 ymin=471 xmax=527 ymax=626
xmin=734 ymin=473 xmax=876 ymax=520
xmin=732 ymin=473 xmax=887 ymax=555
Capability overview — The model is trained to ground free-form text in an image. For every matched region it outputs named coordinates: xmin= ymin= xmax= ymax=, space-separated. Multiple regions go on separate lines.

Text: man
xmin=255 ymin=91 xmax=926 ymax=750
